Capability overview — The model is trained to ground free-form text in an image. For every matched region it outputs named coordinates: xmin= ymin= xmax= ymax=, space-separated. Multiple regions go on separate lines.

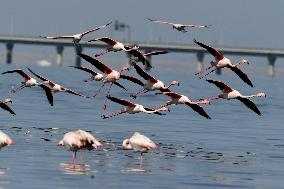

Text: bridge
xmin=0 ymin=35 xmax=283 ymax=77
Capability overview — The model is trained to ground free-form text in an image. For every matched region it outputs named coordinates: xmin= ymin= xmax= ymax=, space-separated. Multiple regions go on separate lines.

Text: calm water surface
xmin=0 ymin=59 xmax=282 ymax=189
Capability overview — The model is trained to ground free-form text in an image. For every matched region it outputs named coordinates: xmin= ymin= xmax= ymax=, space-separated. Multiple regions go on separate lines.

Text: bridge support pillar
xmin=268 ymin=55 xmax=276 ymax=77
xmin=56 ymin=46 xmax=64 ymax=66
xmin=75 ymin=45 xmax=82 ymax=67
xmin=196 ymin=52 xmax=204 ymax=73
xmin=145 ymin=49 xmax=152 ymax=71
xmin=6 ymin=43 xmax=14 ymax=64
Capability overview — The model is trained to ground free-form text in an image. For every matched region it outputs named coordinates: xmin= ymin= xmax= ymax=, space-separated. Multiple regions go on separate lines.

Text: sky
xmin=0 ymin=0 xmax=283 ymax=49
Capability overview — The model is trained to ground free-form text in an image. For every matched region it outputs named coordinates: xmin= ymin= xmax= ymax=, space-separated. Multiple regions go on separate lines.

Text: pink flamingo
xmin=2 ymin=69 xmax=39 ymax=93
xmin=202 ymin=80 xmax=266 ymax=115
xmin=27 ymin=68 xmax=88 ymax=106
xmin=194 ymin=39 xmax=253 ymax=87
xmin=0 ymin=130 xmax=13 ymax=149
xmin=123 ymin=132 xmax=157 ymax=170
xmin=78 ymin=53 xmax=144 ymax=109
xmin=102 ymin=95 xmax=169 ymax=119
xmin=131 ymin=63 xmax=179 ymax=99
xmin=69 ymin=66 xmax=104 ymax=82
xmin=148 ymin=18 xmax=210 ymax=33
xmin=88 ymin=37 xmax=133 ymax=57
xmin=58 ymin=129 xmax=102 ymax=168
xmin=0 ymin=99 xmax=16 ymax=116
xmin=42 ymin=21 xmax=112 ymax=44
xmin=157 ymin=91 xmax=211 ymax=119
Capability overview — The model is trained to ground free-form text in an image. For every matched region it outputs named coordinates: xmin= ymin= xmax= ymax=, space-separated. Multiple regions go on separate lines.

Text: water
xmin=0 ymin=59 xmax=283 ymax=189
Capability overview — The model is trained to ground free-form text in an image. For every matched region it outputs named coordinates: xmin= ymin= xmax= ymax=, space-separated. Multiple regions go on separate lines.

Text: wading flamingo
xmin=123 ymin=132 xmax=158 ymax=170
xmin=58 ymin=129 xmax=102 ymax=168
xmin=0 ymin=130 xmax=13 ymax=149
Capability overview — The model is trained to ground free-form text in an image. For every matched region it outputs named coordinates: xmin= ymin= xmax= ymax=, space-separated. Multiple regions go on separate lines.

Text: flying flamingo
xmin=102 ymin=95 xmax=169 ymax=119
xmin=123 ymin=132 xmax=158 ymax=170
xmin=0 ymin=99 xmax=16 ymax=116
xmin=148 ymin=18 xmax=210 ymax=33
xmin=0 ymin=130 xmax=13 ymax=149
xmin=202 ymin=80 xmax=266 ymax=115
xmin=193 ymin=39 xmax=253 ymax=87
xmin=41 ymin=21 xmax=112 ymax=44
xmin=78 ymin=53 xmax=144 ymax=109
xmin=27 ymin=68 xmax=88 ymax=106
xmin=69 ymin=66 xmax=104 ymax=82
xmin=2 ymin=69 xmax=39 ymax=93
xmin=88 ymin=37 xmax=134 ymax=57
xmin=156 ymin=91 xmax=211 ymax=119
xmin=127 ymin=48 xmax=168 ymax=68
xmin=130 ymin=63 xmax=179 ymax=99
xmin=58 ymin=129 xmax=102 ymax=168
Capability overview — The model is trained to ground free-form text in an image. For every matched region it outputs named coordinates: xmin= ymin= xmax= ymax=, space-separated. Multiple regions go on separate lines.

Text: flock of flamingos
xmin=0 ymin=19 xmax=266 ymax=169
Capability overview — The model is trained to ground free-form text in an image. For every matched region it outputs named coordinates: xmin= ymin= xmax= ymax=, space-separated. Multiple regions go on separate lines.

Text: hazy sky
xmin=0 ymin=0 xmax=283 ymax=49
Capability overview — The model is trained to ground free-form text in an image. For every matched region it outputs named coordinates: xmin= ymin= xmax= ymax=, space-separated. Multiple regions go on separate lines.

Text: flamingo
xmin=202 ymin=80 xmax=266 ymax=115
xmin=41 ymin=21 xmax=112 ymax=44
xmin=58 ymin=129 xmax=102 ymax=168
xmin=27 ymin=68 xmax=88 ymax=106
xmin=123 ymin=132 xmax=157 ymax=170
xmin=102 ymin=95 xmax=169 ymax=119
xmin=0 ymin=130 xmax=13 ymax=149
xmin=0 ymin=99 xmax=16 ymax=116
xmin=156 ymin=91 xmax=211 ymax=119
xmin=127 ymin=48 xmax=168 ymax=68
xmin=2 ymin=69 xmax=39 ymax=93
xmin=78 ymin=53 xmax=144 ymax=109
xmin=69 ymin=66 xmax=104 ymax=82
xmin=148 ymin=18 xmax=210 ymax=33
xmin=193 ymin=39 xmax=253 ymax=87
xmin=130 ymin=63 xmax=179 ymax=99
xmin=88 ymin=37 xmax=133 ymax=57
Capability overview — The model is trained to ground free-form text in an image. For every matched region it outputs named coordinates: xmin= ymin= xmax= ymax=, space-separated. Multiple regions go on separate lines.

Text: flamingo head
xmin=256 ymin=92 xmax=266 ymax=97
xmin=170 ymin=80 xmax=180 ymax=86
xmin=57 ymin=140 xmax=64 ymax=146
xmin=239 ymin=59 xmax=249 ymax=65
xmin=120 ymin=66 xmax=130 ymax=72
xmin=5 ymin=138 xmax=13 ymax=145
xmin=3 ymin=99 xmax=12 ymax=104
xmin=122 ymin=139 xmax=132 ymax=150
xmin=197 ymin=98 xmax=211 ymax=105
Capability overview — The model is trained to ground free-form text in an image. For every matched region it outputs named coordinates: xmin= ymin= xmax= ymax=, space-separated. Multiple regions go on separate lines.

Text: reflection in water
xmin=60 ymin=163 xmax=93 ymax=176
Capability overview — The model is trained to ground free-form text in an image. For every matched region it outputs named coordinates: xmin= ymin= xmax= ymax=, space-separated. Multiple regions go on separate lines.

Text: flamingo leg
xmin=130 ymin=89 xmax=147 ymax=99
xmin=195 ymin=65 xmax=214 ymax=75
xmin=199 ymin=67 xmax=217 ymax=79
xmin=72 ymin=151 xmax=77 ymax=168
xmin=200 ymin=95 xmax=220 ymax=104
xmin=80 ymin=149 xmax=84 ymax=166
xmin=95 ymin=49 xmax=109 ymax=57
xmin=103 ymin=82 xmax=114 ymax=110
xmin=139 ymin=152 xmax=143 ymax=170
xmin=93 ymin=83 xmax=105 ymax=97
xmin=101 ymin=109 xmax=127 ymax=119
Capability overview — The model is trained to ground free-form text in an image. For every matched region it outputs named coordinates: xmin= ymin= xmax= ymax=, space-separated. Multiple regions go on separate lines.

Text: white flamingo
xmin=0 ymin=130 xmax=13 ymax=149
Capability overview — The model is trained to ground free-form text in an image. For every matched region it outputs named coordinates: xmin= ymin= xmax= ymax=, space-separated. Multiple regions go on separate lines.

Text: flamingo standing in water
xmin=0 ymin=130 xmax=13 ymax=149
xmin=123 ymin=132 xmax=158 ymax=170
xmin=148 ymin=18 xmax=210 ymax=33
xmin=102 ymin=96 xmax=169 ymax=119
xmin=88 ymin=37 xmax=134 ymax=57
xmin=156 ymin=92 xmax=211 ymax=119
xmin=58 ymin=129 xmax=102 ymax=168
xmin=27 ymin=68 xmax=88 ymax=106
xmin=78 ymin=53 xmax=144 ymax=109
xmin=41 ymin=21 xmax=112 ymax=44
xmin=202 ymin=80 xmax=266 ymax=115
xmin=130 ymin=63 xmax=179 ymax=99
xmin=0 ymin=99 xmax=16 ymax=116
xmin=69 ymin=66 xmax=104 ymax=82
xmin=193 ymin=39 xmax=253 ymax=87
xmin=2 ymin=69 xmax=39 ymax=93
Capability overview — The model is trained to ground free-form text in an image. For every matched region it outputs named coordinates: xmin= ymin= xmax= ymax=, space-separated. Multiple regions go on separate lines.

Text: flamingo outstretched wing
xmin=78 ymin=53 xmax=112 ymax=74
xmin=162 ymin=92 xmax=182 ymax=99
xmin=38 ymin=84 xmax=54 ymax=106
xmin=0 ymin=102 xmax=16 ymax=116
xmin=2 ymin=69 xmax=31 ymax=80
xmin=206 ymin=80 xmax=233 ymax=93
xmin=133 ymin=64 xmax=156 ymax=82
xmin=194 ymin=39 xmax=224 ymax=61
xmin=147 ymin=18 xmax=175 ymax=25
xmin=81 ymin=21 xmax=112 ymax=36
xmin=88 ymin=37 xmax=117 ymax=45
xmin=229 ymin=66 xmax=253 ymax=87
xmin=120 ymin=74 xmax=144 ymax=86
xmin=236 ymin=97 xmax=261 ymax=115
xmin=106 ymin=96 xmax=135 ymax=107
xmin=69 ymin=66 xmax=99 ymax=76
xmin=27 ymin=68 xmax=50 ymax=82
xmin=144 ymin=51 xmax=168 ymax=57
xmin=185 ymin=102 xmax=211 ymax=119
